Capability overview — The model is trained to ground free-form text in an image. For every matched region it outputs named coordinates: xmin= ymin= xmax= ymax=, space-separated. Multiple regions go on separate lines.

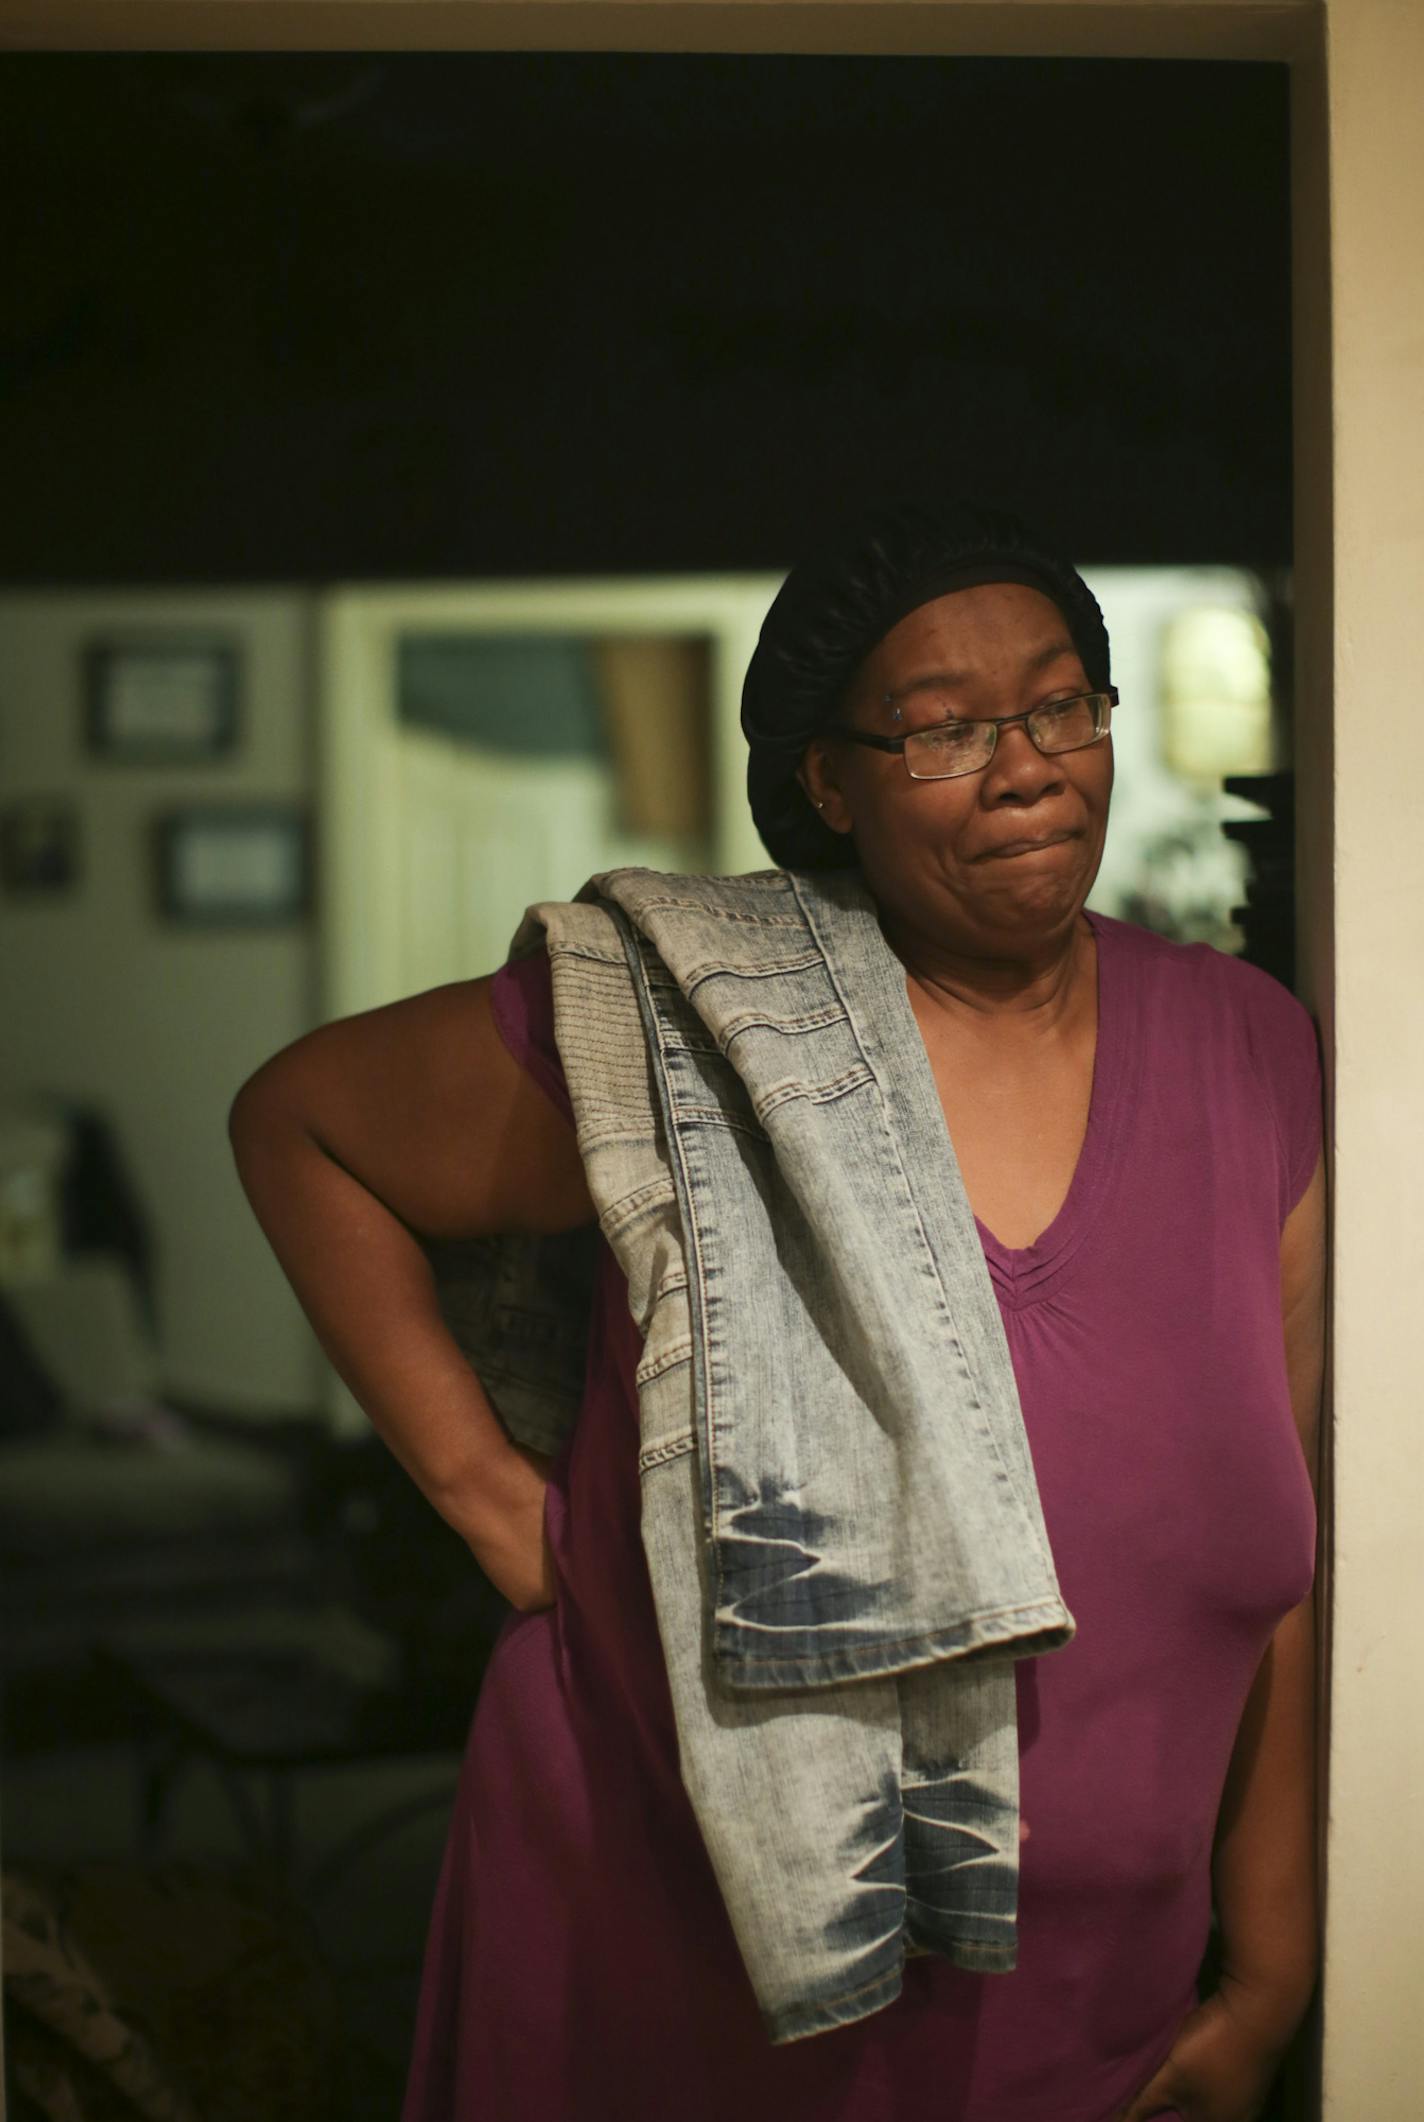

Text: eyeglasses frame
xmin=822 ymin=685 xmax=1120 ymax=781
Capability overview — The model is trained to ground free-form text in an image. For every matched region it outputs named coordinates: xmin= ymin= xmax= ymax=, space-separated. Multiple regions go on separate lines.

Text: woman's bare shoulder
xmin=229 ymin=973 xmax=595 ymax=1240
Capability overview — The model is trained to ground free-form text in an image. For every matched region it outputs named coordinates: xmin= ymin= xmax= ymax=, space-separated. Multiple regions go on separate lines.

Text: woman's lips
xmin=977 ymin=831 xmax=1079 ymax=860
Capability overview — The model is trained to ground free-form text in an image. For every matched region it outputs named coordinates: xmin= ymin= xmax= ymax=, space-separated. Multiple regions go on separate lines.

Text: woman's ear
xmin=798 ymin=741 xmax=855 ymax=835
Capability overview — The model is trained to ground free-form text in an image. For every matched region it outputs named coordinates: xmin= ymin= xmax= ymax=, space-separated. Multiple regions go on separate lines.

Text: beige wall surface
xmin=1313 ymin=2 xmax=1424 ymax=2114
xmin=0 ymin=591 xmax=325 ymax=1413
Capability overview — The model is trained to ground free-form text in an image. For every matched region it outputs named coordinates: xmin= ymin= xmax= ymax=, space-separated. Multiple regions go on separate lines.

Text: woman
xmin=229 ymin=502 xmax=1325 ymax=2122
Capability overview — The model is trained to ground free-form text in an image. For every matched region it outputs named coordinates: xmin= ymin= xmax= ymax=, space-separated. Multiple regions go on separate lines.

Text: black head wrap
xmin=741 ymin=498 xmax=1112 ymax=871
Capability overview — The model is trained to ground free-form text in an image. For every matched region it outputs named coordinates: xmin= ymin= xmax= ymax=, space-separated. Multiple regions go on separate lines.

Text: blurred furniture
xmin=0 ymin=1253 xmax=319 ymax=1684
xmin=95 ymin=1627 xmax=482 ymax=1902
xmin=0 ymin=1110 xmax=69 ymax=1283
xmin=3 ymin=1856 xmax=342 ymax=2122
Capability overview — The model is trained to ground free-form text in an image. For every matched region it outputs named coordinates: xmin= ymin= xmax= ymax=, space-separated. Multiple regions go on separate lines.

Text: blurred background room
xmin=0 ymin=49 xmax=1294 ymax=2121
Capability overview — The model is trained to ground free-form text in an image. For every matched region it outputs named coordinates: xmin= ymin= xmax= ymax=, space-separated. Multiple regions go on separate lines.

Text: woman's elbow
xmin=228 ymin=1057 xmax=301 ymax=1148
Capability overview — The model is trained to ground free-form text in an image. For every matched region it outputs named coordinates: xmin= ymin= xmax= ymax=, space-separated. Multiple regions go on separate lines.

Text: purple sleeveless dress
xmin=402 ymin=909 xmax=1321 ymax=2122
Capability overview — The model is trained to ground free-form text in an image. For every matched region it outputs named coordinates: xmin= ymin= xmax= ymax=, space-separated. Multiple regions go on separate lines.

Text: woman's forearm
xmin=1209 ymin=1590 xmax=1320 ymax=2043
xmin=227 ymin=1088 xmax=529 ymax=1545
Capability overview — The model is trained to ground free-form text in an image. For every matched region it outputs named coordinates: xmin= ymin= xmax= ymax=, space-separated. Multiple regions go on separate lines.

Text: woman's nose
xmin=983 ymin=721 xmax=1065 ymax=798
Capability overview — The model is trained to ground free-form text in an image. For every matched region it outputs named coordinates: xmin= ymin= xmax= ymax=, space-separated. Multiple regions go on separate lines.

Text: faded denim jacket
xmin=427 ymin=865 xmax=1076 ymax=2046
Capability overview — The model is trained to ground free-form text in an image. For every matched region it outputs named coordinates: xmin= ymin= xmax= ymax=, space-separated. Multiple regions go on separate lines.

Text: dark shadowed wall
xmin=1 ymin=52 xmax=1291 ymax=580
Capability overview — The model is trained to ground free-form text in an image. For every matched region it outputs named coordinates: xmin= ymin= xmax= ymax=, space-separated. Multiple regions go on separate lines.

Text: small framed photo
xmin=1 ymin=798 xmax=81 ymax=897
xmin=153 ymin=805 xmax=311 ymax=926
xmin=85 ymin=639 xmax=240 ymax=761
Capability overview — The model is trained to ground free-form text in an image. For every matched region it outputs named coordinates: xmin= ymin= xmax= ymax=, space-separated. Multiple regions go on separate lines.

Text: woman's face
xmin=800 ymin=581 xmax=1114 ymax=959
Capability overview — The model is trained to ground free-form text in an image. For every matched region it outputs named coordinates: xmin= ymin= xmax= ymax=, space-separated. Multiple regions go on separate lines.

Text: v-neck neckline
xmin=969 ymin=909 xmax=1132 ymax=1308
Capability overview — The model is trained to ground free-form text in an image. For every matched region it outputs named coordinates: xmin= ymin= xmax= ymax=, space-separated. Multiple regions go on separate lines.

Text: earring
xmin=814 ymin=799 xmax=826 ymax=811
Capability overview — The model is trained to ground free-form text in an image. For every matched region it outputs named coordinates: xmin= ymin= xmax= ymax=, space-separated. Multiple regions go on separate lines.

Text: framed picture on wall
xmin=1 ymin=798 xmax=81 ymax=897
xmin=152 ymin=804 xmax=310 ymax=926
xmin=85 ymin=639 xmax=240 ymax=761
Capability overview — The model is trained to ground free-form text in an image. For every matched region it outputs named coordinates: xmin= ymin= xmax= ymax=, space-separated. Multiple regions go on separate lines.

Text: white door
xmin=395 ymin=724 xmax=619 ymax=996
xmin=318 ymin=577 xmax=775 ymax=1023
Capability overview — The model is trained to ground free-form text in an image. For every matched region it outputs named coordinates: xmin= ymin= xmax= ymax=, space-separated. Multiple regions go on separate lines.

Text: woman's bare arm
xmin=1119 ymin=1149 xmax=1328 ymax=2120
xmin=227 ymin=972 xmax=593 ymax=1611
xmin=1209 ymin=1147 xmax=1327 ymax=2044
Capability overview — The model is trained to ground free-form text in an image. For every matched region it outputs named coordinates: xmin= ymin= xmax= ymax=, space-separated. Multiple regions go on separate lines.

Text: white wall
xmin=1308 ymin=3 xmax=1424 ymax=2112
xmin=0 ymin=590 xmax=326 ymax=1413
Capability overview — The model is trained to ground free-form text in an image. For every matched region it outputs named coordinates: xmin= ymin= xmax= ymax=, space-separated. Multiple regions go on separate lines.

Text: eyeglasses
xmin=824 ymin=687 xmax=1118 ymax=781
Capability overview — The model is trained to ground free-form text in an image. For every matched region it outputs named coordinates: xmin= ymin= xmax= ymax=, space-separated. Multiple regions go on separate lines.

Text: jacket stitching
xmin=635 ymin=1337 xmax=694 ymax=1385
xmin=638 ymin=1432 xmax=696 ymax=1470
